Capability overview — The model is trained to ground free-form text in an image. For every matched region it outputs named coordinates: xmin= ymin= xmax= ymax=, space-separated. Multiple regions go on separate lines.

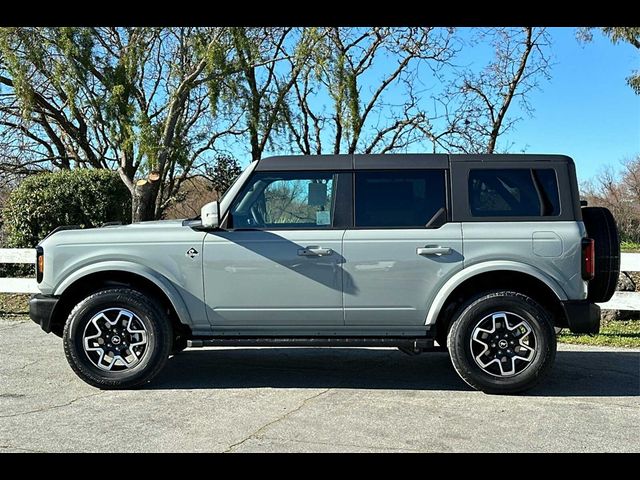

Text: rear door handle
xmin=298 ymin=246 xmax=333 ymax=257
xmin=417 ymin=246 xmax=452 ymax=256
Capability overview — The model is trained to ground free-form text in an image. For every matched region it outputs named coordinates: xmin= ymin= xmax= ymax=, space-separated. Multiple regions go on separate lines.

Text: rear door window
xmin=354 ymin=170 xmax=446 ymax=228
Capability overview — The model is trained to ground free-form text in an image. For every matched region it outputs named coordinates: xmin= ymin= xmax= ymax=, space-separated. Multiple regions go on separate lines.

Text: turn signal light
xmin=36 ymin=246 xmax=44 ymax=283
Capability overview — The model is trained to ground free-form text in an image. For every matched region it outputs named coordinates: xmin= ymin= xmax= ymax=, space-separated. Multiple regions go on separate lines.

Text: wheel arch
xmin=49 ymin=262 xmax=192 ymax=337
xmin=428 ymin=262 xmax=569 ymax=341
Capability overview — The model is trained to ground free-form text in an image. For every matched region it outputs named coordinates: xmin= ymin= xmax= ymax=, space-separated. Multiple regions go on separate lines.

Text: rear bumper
xmin=29 ymin=294 xmax=59 ymax=333
xmin=561 ymin=300 xmax=600 ymax=334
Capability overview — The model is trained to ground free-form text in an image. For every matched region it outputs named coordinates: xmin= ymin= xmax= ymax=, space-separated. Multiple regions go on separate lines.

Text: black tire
xmin=447 ymin=290 xmax=556 ymax=394
xmin=582 ymin=206 xmax=620 ymax=302
xmin=63 ymin=288 xmax=172 ymax=389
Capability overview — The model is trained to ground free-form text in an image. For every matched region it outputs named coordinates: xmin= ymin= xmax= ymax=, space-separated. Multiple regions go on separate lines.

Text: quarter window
xmin=354 ymin=170 xmax=446 ymax=228
xmin=468 ymin=168 xmax=560 ymax=217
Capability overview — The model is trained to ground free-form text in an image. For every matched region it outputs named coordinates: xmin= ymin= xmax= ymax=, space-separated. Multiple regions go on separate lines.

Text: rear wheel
xmin=63 ymin=288 xmax=172 ymax=389
xmin=447 ymin=290 xmax=556 ymax=394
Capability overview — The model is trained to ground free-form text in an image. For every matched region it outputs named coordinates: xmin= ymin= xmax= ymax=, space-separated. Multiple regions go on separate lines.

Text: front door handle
xmin=298 ymin=246 xmax=333 ymax=257
xmin=417 ymin=246 xmax=452 ymax=256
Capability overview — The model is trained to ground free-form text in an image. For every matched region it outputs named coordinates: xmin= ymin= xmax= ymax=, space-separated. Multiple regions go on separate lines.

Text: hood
xmin=102 ymin=219 xmax=186 ymax=230
xmin=38 ymin=219 xmax=191 ymax=248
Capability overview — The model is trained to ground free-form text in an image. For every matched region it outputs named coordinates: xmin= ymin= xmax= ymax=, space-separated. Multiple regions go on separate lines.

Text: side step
xmin=188 ymin=336 xmax=441 ymax=351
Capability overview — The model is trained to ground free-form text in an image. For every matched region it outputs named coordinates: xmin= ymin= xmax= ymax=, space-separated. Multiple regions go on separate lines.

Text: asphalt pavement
xmin=1 ymin=318 xmax=638 ymax=452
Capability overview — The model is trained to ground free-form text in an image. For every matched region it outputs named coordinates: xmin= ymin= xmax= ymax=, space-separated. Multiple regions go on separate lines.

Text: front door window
xmin=229 ymin=172 xmax=336 ymax=229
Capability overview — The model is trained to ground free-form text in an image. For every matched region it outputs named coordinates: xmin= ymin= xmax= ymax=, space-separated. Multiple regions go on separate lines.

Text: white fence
xmin=0 ymin=249 xmax=38 ymax=294
xmin=597 ymin=254 xmax=640 ymax=310
xmin=1 ymin=248 xmax=639 ymax=311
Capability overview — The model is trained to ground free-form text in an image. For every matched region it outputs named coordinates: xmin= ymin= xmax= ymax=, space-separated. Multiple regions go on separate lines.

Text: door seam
xmin=341 ymin=228 xmax=348 ymax=326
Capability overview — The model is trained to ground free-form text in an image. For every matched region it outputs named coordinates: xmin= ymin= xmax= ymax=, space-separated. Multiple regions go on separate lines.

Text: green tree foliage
xmin=205 ymin=154 xmax=242 ymax=197
xmin=221 ymin=27 xmax=325 ymax=161
xmin=2 ymin=169 xmax=131 ymax=248
xmin=0 ymin=27 xmax=556 ymax=221
xmin=578 ymin=27 xmax=640 ymax=94
xmin=0 ymin=27 xmax=239 ymax=221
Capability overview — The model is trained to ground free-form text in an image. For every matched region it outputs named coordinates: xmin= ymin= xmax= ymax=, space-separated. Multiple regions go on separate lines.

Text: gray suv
xmin=29 ymin=154 xmax=620 ymax=394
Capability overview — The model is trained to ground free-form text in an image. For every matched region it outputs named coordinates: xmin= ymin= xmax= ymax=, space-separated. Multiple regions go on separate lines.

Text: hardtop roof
xmin=254 ymin=153 xmax=574 ymax=171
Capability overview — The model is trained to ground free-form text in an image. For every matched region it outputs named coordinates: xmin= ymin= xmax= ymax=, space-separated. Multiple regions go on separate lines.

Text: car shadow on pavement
xmin=531 ymin=350 xmax=640 ymax=397
xmin=150 ymin=348 xmax=639 ymax=397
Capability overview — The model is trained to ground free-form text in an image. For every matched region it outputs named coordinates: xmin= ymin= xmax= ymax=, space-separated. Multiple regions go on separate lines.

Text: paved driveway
xmin=1 ymin=318 xmax=639 ymax=452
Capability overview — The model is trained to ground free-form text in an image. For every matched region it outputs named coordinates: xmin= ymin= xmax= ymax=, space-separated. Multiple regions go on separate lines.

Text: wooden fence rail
xmin=1 ymin=248 xmax=639 ymax=310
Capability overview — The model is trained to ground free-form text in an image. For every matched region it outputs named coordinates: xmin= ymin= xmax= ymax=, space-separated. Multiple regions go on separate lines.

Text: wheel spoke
xmin=82 ymin=308 xmax=148 ymax=372
xmin=470 ymin=311 xmax=537 ymax=378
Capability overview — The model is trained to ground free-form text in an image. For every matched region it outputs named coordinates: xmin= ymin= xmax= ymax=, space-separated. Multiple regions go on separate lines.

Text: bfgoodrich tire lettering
xmin=447 ymin=290 xmax=556 ymax=394
xmin=63 ymin=288 xmax=172 ymax=389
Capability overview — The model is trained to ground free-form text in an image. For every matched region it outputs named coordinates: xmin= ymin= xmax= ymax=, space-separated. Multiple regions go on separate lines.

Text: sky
xmin=254 ymin=27 xmax=639 ymax=184
xmin=499 ymin=27 xmax=639 ymax=183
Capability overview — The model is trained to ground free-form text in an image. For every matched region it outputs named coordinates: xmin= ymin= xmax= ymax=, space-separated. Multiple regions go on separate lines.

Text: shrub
xmin=2 ymin=169 xmax=131 ymax=249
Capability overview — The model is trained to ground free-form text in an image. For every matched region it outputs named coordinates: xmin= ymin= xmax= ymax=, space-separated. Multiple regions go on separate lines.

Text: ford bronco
xmin=29 ymin=154 xmax=620 ymax=394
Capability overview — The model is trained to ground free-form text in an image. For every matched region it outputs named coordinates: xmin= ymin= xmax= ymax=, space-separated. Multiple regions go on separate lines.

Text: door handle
xmin=417 ymin=246 xmax=452 ymax=256
xmin=298 ymin=246 xmax=333 ymax=257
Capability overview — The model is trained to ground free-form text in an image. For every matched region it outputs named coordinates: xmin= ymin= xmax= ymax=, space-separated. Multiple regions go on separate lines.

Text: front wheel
xmin=447 ymin=290 xmax=556 ymax=394
xmin=63 ymin=288 xmax=172 ymax=389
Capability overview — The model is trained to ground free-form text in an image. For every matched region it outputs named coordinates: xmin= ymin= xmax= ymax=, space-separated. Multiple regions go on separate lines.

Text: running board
xmin=187 ymin=336 xmax=440 ymax=351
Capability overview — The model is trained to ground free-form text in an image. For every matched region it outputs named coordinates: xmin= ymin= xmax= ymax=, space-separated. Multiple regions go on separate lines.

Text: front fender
xmin=424 ymin=260 xmax=568 ymax=325
xmin=53 ymin=260 xmax=192 ymax=326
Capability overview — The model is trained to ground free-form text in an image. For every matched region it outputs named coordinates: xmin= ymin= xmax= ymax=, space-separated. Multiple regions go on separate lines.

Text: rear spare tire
xmin=582 ymin=207 xmax=620 ymax=302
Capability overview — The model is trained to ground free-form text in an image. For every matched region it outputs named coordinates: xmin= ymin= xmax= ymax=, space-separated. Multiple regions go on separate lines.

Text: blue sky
xmin=236 ymin=27 xmax=638 ymax=184
xmin=255 ymin=27 xmax=638 ymax=184
xmin=501 ymin=27 xmax=639 ymax=183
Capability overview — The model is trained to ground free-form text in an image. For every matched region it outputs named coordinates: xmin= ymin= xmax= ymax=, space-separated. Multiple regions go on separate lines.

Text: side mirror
xmin=201 ymin=201 xmax=220 ymax=229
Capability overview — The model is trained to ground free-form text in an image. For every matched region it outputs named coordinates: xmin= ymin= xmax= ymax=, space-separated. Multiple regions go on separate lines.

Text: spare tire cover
xmin=582 ymin=207 xmax=621 ymax=302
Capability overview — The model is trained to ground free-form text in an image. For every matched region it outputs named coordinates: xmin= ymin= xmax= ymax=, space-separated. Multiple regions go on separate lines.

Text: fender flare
xmin=53 ymin=260 xmax=192 ymax=326
xmin=425 ymin=260 xmax=568 ymax=325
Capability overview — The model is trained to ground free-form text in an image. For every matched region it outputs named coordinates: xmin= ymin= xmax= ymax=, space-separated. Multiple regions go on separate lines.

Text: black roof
xmin=254 ymin=153 xmax=574 ymax=171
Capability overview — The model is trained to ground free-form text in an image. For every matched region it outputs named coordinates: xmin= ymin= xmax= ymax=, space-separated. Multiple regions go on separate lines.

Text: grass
xmin=0 ymin=293 xmax=30 ymax=315
xmin=621 ymin=240 xmax=640 ymax=252
xmin=558 ymin=318 xmax=640 ymax=348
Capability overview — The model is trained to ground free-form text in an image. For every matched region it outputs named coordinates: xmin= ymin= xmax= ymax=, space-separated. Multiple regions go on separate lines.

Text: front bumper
xmin=561 ymin=300 xmax=600 ymax=334
xmin=29 ymin=294 xmax=59 ymax=333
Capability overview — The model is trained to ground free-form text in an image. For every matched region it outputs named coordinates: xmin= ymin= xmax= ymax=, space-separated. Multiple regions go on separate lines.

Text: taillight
xmin=36 ymin=246 xmax=44 ymax=283
xmin=582 ymin=238 xmax=595 ymax=281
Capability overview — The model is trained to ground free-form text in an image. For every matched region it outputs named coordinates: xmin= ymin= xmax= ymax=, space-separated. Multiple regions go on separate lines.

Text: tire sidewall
xmin=63 ymin=289 xmax=171 ymax=388
xmin=448 ymin=292 xmax=556 ymax=394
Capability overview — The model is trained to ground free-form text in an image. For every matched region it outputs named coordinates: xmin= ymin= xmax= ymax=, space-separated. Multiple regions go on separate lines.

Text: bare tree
xmin=282 ymin=27 xmax=457 ymax=155
xmin=432 ymin=27 xmax=551 ymax=154
xmin=582 ymin=155 xmax=640 ymax=242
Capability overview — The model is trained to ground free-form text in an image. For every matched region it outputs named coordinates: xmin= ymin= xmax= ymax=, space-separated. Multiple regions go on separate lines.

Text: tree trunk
xmin=131 ymin=173 xmax=161 ymax=222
